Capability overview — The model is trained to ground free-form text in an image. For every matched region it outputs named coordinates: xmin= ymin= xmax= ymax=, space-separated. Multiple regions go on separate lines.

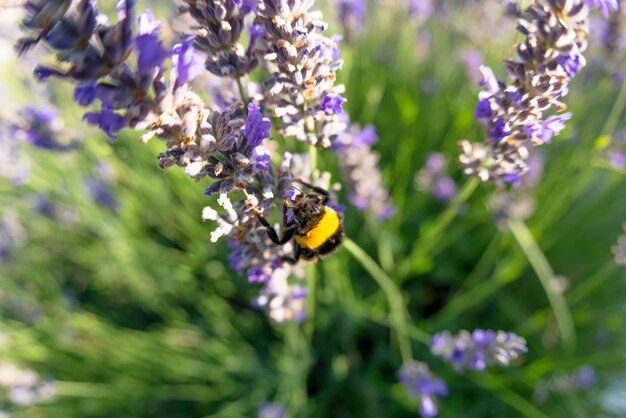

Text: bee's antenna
xmin=290 ymin=185 xmax=306 ymax=195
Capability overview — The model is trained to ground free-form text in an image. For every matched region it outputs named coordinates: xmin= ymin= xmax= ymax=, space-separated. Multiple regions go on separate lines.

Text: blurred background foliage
xmin=1 ymin=0 xmax=626 ymax=417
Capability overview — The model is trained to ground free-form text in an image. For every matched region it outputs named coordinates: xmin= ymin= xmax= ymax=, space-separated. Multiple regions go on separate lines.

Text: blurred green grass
xmin=1 ymin=1 xmax=626 ymax=417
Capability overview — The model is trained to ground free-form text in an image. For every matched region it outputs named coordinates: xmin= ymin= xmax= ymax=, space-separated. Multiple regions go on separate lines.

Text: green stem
xmin=567 ymin=262 xmax=617 ymax=305
xmin=600 ymin=74 xmax=626 ymax=136
xmin=236 ymin=77 xmax=249 ymax=108
xmin=399 ymin=177 xmax=480 ymax=278
xmin=352 ymin=302 xmax=430 ymax=345
xmin=304 ymin=145 xmax=318 ymax=341
xmin=54 ymin=382 xmax=112 ymax=398
xmin=343 ymin=238 xmax=413 ymax=363
xmin=471 ymin=374 xmax=552 ymax=418
xmin=308 ymin=146 xmax=317 ymax=175
xmin=508 ymin=219 xmax=575 ymax=350
xmin=304 ymin=262 xmax=317 ymax=342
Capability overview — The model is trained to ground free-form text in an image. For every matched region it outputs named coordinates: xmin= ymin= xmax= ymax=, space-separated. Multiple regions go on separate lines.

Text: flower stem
xmin=399 ymin=176 xmax=480 ymax=278
xmin=343 ymin=238 xmax=413 ymax=363
xmin=304 ymin=145 xmax=318 ymax=341
xmin=236 ymin=77 xmax=249 ymax=107
xmin=508 ymin=218 xmax=575 ymax=350
xmin=304 ymin=262 xmax=317 ymax=342
xmin=308 ymin=145 xmax=317 ymax=176
xmin=601 ymin=74 xmax=626 ymax=136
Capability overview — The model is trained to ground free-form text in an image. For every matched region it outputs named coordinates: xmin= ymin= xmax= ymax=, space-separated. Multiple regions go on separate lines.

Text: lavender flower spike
xmin=333 ymin=121 xmax=395 ymax=219
xmin=397 ymin=361 xmax=448 ymax=418
xmin=459 ymin=0 xmax=615 ymax=185
xmin=256 ymin=0 xmax=346 ymax=147
xmin=431 ymin=329 xmax=528 ymax=372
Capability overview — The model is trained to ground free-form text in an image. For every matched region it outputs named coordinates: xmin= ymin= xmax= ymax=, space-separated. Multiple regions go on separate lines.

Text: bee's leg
xmin=282 ymin=198 xmax=294 ymax=226
xmin=279 ymin=244 xmax=301 ymax=265
xmin=247 ymin=200 xmax=296 ymax=245
xmin=293 ymin=178 xmax=330 ymax=205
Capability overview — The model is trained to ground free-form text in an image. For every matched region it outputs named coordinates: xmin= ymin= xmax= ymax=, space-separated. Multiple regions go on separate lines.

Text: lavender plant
xmin=9 ymin=0 xmax=625 ymax=417
xmin=15 ymin=0 xmax=395 ymax=325
xmin=459 ymin=0 xmax=600 ymax=184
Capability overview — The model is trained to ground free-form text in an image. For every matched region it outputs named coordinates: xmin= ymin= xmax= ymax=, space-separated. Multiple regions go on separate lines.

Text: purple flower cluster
xmin=255 ymin=0 xmax=346 ymax=148
xmin=11 ymin=107 xmax=76 ymax=151
xmin=336 ymin=0 xmax=366 ymax=41
xmin=459 ymin=0 xmax=610 ymax=185
xmin=415 ymin=153 xmax=457 ymax=202
xmin=15 ymin=0 xmax=395 ymax=323
xmin=0 ymin=362 xmax=56 ymax=407
xmin=181 ymin=0 xmax=259 ymax=78
xmin=258 ymin=401 xmax=287 ymax=418
xmin=431 ymin=329 xmax=528 ymax=372
xmin=487 ymin=151 xmax=544 ymax=230
xmin=397 ymin=361 xmax=448 ymax=418
xmin=333 ymin=121 xmax=395 ymax=219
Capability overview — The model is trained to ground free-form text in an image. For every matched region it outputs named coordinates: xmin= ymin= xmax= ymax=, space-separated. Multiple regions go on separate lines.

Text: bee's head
xmin=292 ymin=193 xmax=324 ymax=227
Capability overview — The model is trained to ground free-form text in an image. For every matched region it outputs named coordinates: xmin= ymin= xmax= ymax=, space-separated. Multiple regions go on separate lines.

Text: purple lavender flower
xmin=15 ymin=0 xmax=352 ymax=325
xmin=14 ymin=0 xmax=71 ymax=54
xmin=85 ymin=163 xmax=118 ymax=212
xmin=431 ymin=329 xmax=528 ymax=371
xmin=258 ymin=402 xmax=287 ymax=418
xmin=135 ymin=11 xmax=169 ymax=77
xmin=319 ymin=94 xmax=347 ymax=116
xmin=256 ymin=0 xmax=346 ymax=148
xmin=415 ymin=153 xmax=457 ymax=202
xmin=408 ymin=0 xmax=434 ymax=22
xmin=334 ymin=121 xmax=395 ymax=219
xmin=459 ymin=1 xmax=602 ymax=184
xmin=462 ymin=50 xmax=484 ymax=84
xmin=336 ymin=0 xmax=366 ymax=41
xmin=0 ymin=363 xmax=55 ymax=406
xmin=74 ymin=84 xmax=97 ymax=107
xmin=397 ymin=361 xmax=448 ymax=418
xmin=83 ymin=106 xmax=127 ymax=142
xmin=182 ymin=0 xmax=259 ymax=77
xmin=11 ymin=106 xmax=75 ymax=151
xmin=172 ymin=37 xmax=205 ymax=88
xmin=585 ymin=0 xmax=619 ymax=17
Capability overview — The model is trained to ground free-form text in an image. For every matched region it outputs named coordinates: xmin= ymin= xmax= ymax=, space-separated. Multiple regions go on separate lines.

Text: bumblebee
xmin=248 ymin=179 xmax=344 ymax=263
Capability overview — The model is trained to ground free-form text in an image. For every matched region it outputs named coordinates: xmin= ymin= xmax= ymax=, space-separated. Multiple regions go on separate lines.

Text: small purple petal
xmin=320 ymin=94 xmax=347 ymax=115
xmin=173 ymin=37 xmax=206 ymax=87
xmin=475 ymin=98 xmax=492 ymax=120
xmin=74 ymin=84 xmax=97 ymax=106
xmin=479 ymin=65 xmax=499 ymax=94
xmin=244 ymin=103 xmax=272 ymax=149
xmin=83 ymin=106 xmax=126 ymax=141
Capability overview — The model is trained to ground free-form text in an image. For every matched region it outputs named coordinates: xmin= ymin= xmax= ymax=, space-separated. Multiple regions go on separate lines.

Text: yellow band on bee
xmin=295 ymin=207 xmax=340 ymax=250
